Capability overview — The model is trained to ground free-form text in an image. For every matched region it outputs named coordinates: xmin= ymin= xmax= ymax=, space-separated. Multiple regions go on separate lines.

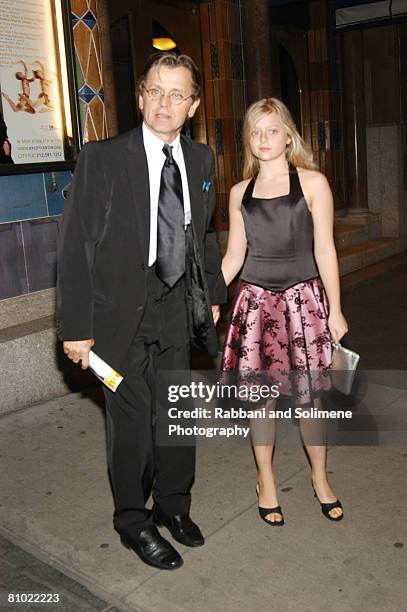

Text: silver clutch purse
xmin=331 ymin=343 xmax=360 ymax=395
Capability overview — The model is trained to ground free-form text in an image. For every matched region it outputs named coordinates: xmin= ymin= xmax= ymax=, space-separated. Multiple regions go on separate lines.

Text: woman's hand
xmin=212 ymin=304 xmax=220 ymax=325
xmin=328 ymin=311 xmax=348 ymax=344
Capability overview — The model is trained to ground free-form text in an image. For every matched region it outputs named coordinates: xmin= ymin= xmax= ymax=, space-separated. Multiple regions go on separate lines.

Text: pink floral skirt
xmin=221 ymin=278 xmax=333 ymax=404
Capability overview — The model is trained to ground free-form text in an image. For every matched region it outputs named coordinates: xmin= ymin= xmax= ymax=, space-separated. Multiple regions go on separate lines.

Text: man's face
xmin=138 ymin=65 xmax=200 ymax=143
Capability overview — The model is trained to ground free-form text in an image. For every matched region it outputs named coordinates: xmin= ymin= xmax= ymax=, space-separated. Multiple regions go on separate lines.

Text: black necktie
xmin=156 ymin=144 xmax=185 ymax=288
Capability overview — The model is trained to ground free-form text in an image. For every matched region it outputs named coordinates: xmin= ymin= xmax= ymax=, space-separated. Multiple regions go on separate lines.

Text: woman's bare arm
xmin=306 ymin=171 xmax=348 ymax=343
xmin=221 ymin=181 xmax=249 ymax=286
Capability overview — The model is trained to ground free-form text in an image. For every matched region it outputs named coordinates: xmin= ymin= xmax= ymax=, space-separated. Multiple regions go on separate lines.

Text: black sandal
xmin=256 ymin=484 xmax=284 ymax=526
xmin=313 ymin=487 xmax=344 ymax=522
xmin=258 ymin=505 xmax=285 ymax=526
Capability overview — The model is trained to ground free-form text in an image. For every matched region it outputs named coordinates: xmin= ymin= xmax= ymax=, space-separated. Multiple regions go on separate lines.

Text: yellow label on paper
xmin=104 ymin=370 xmax=123 ymax=392
xmin=88 ymin=350 xmax=124 ymax=392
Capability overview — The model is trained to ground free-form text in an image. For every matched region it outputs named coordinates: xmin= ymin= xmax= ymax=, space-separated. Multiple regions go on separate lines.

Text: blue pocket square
xmin=202 ymin=180 xmax=211 ymax=192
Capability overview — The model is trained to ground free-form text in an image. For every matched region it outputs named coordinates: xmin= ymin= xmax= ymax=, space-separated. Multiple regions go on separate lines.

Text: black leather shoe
xmin=153 ymin=505 xmax=205 ymax=547
xmin=120 ymin=525 xmax=183 ymax=570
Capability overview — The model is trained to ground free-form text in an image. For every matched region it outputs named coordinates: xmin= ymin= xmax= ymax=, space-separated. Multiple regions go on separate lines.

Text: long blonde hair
xmin=242 ymin=98 xmax=317 ymax=179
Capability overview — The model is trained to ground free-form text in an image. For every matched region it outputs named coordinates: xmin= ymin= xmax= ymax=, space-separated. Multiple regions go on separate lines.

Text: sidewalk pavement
xmin=1 ymin=266 xmax=407 ymax=611
xmin=1 ymin=383 xmax=407 ymax=612
xmin=0 ymin=532 xmax=119 ymax=612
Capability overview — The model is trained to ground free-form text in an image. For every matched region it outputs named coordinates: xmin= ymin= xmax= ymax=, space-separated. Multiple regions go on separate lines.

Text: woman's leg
xmin=250 ymin=400 xmax=282 ymax=522
xmin=300 ymin=397 xmax=343 ymax=519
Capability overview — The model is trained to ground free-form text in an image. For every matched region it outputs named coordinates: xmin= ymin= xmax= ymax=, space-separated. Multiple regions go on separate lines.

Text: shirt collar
xmin=142 ymin=122 xmax=181 ymax=156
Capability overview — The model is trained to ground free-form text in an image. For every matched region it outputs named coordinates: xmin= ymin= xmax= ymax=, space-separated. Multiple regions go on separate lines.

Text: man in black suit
xmin=57 ymin=52 xmax=226 ymax=570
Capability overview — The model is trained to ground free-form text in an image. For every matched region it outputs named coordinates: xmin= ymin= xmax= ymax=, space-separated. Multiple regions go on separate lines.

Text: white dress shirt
xmin=142 ymin=122 xmax=191 ymax=267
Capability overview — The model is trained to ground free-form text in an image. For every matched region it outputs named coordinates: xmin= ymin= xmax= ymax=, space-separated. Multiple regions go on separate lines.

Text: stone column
xmin=241 ymin=0 xmax=274 ymax=104
xmin=96 ymin=0 xmax=118 ymax=137
xmin=71 ymin=0 xmax=111 ymax=140
xmin=200 ymin=0 xmax=246 ymax=237
xmin=341 ymin=30 xmax=369 ymax=210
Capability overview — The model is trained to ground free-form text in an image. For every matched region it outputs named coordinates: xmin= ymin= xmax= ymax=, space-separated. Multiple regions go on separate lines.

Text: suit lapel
xmin=181 ymin=136 xmax=204 ymax=239
xmin=125 ymin=127 xmax=150 ymax=266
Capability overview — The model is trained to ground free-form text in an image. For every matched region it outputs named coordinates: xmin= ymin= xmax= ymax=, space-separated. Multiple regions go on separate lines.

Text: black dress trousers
xmin=103 ymin=265 xmax=194 ymax=538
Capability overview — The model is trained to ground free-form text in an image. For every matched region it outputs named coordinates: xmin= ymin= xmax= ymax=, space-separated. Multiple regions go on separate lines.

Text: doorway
xmin=268 ymin=2 xmax=311 ymax=136
xmin=109 ymin=0 xmax=206 ymax=140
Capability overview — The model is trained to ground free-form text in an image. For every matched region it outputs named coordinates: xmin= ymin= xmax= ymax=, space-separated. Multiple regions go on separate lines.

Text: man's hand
xmin=63 ymin=339 xmax=95 ymax=369
xmin=3 ymin=140 xmax=11 ymax=156
xmin=211 ymin=304 xmax=220 ymax=326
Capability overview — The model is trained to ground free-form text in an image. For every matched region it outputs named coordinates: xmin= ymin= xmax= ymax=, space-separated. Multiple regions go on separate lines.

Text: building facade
xmin=0 ymin=0 xmax=406 ymax=411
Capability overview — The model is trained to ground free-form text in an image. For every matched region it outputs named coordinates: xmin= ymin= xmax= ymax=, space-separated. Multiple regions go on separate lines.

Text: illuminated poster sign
xmin=0 ymin=0 xmax=79 ymax=173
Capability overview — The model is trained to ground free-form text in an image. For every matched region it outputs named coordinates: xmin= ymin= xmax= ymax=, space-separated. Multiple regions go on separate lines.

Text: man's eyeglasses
xmin=142 ymin=85 xmax=194 ymax=105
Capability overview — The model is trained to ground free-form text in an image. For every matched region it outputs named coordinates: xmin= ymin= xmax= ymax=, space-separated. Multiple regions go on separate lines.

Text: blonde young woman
xmin=220 ymin=98 xmax=348 ymax=525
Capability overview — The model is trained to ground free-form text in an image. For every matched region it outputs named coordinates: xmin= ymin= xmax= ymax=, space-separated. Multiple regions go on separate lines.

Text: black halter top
xmin=240 ymin=164 xmax=318 ymax=293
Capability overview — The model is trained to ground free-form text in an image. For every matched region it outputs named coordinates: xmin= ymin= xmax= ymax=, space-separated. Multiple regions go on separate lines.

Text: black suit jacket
xmin=57 ymin=126 xmax=227 ymax=368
